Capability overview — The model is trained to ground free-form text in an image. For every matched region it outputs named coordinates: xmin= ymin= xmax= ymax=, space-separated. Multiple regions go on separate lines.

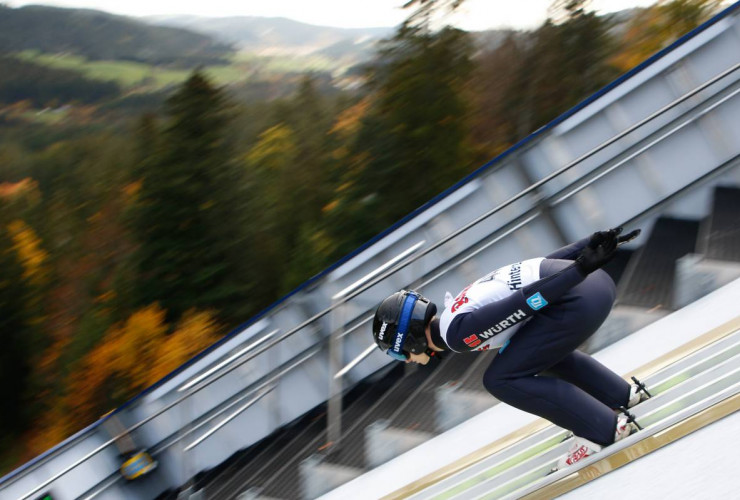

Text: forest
xmin=0 ymin=0 xmax=723 ymax=475
xmin=0 ymin=4 xmax=232 ymax=65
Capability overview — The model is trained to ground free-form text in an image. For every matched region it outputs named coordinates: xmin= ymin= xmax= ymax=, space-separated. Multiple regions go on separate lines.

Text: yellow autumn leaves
xmin=24 ymin=304 xmax=222 ymax=460
xmin=64 ymin=305 xmax=221 ymax=429
xmin=7 ymin=220 xmax=49 ymax=289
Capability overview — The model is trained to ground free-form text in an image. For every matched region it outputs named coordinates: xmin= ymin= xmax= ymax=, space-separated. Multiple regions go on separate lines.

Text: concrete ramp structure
xmin=2 ymin=2 xmax=740 ymax=499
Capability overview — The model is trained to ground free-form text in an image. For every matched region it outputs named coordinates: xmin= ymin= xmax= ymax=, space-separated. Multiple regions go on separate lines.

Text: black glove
xmin=617 ymin=228 xmax=641 ymax=245
xmin=588 ymin=227 xmax=621 ymax=248
xmin=589 ymin=227 xmax=642 ymax=247
xmin=576 ymin=232 xmax=619 ymax=274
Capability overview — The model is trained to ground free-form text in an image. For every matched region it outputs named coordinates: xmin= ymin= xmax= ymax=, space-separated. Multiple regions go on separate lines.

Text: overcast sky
xmin=8 ymin=0 xmax=662 ymax=30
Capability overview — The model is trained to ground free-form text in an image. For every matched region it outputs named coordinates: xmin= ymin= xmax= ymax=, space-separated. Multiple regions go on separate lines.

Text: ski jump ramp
xmin=2 ymin=2 xmax=740 ymax=499
xmin=321 ymin=277 xmax=740 ymax=500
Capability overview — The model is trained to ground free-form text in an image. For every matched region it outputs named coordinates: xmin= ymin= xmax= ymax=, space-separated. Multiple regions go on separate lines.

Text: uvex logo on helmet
xmin=394 ymin=332 xmax=404 ymax=351
xmin=378 ymin=322 xmax=389 ymax=341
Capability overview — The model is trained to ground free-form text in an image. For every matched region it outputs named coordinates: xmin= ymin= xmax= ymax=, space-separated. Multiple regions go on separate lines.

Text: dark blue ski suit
xmin=431 ymin=237 xmax=631 ymax=446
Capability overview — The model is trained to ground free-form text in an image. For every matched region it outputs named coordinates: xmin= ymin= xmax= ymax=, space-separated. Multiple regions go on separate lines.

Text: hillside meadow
xmin=14 ymin=50 xmax=348 ymax=92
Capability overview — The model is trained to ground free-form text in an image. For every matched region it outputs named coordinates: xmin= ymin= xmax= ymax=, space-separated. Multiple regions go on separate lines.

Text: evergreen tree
xmin=287 ymin=77 xmax=335 ymax=223
xmin=268 ymin=77 xmax=335 ymax=236
xmin=338 ymin=24 xmax=474 ymax=242
xmin=243 ymin=124 xmax=299 ymax=300
xmin=0 ymin=227 xmax=33 ymax=437
xmin=131 ymin=72 xmax=250 ymax=325
xmin=272 ymin=77 xmax=339 ymax=291
xmin=513 ymin=0 xmax=619 ymax=135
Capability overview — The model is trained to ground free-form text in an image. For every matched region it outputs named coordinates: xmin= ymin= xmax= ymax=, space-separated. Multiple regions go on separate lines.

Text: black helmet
xmin=372 ymin=290 xmax=437 ymax=360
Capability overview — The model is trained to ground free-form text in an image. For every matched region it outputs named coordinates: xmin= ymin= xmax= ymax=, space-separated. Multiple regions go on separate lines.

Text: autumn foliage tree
xmin=146 ymin=309 xmax=221 ymax=384
xmin=468 ymin=31 xmax=529 ymax=155
xmin=1 ymin=0 xmax=731 ymax=476
xmin=240 ymin=76 xmax=343 ymax=295
xmin=611 ymin=0 xmax=723 ymax=72
xmin=65 ymin=305 xmax=220 ymax=426
xmin=7 ymin=219 xmax=49 ymax=287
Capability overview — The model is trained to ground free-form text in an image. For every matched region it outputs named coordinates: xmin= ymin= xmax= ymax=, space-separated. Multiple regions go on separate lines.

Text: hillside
xmin=0 ymin=56 xmax=121 ymax=106
xmin=0 ymin=5 xmax=233 ymax=67
xmin=142 ymin=15 xmax=518 ymax=72
xmin=143 ymin=15 xmax=393 ymax=55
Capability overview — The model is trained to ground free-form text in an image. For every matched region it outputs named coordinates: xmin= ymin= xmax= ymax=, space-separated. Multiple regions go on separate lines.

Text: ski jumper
xmin=434 ymin=238 xmax=632 ymax=446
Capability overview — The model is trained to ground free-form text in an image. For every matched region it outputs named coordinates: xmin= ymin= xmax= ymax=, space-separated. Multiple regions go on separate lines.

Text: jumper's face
xmin=404 ymin=320 xmax=435 ymax=365
xmin=406 ymin=351 xmax=430 ymax=365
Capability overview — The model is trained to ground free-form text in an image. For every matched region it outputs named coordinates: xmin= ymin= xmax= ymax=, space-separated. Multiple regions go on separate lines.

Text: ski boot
xmin=552 ymin=412 xmax=641 ymax=473
xmin=627 ymin=376 xmax=652 ymax=408
xmin=554 ymin=435 xmax=603 ymax=471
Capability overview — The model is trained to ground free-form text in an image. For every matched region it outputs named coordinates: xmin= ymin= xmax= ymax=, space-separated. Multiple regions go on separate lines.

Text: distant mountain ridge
xmin=0 ymin=5 xmax=233 ymax=66
xmin=143 ymin=15 xmax=394 ymax=56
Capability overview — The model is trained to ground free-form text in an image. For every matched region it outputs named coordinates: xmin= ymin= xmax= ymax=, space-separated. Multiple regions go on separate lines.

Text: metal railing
xmin=8 ymin=61 xmax=740 ymax=500
xmin=333 ymin=63 xmax=740 ymax=379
